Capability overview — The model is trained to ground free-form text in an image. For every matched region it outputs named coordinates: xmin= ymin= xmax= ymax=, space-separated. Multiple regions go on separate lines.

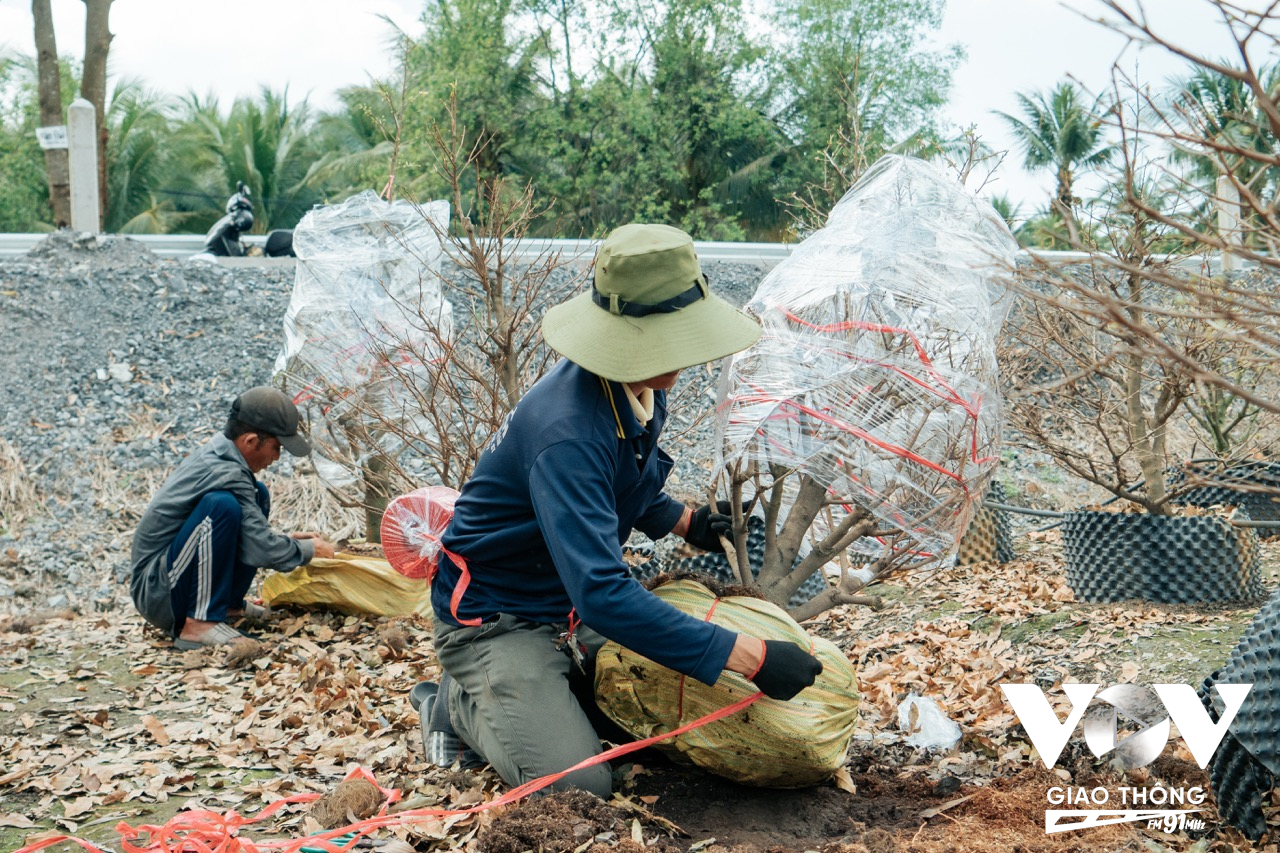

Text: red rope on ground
xmin=16 ymin=694 xmax=762 ymax=853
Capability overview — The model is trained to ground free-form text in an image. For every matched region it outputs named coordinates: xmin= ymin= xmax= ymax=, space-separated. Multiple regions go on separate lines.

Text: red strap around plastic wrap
xmin=379 ymin=486 xmax=480 ymax=627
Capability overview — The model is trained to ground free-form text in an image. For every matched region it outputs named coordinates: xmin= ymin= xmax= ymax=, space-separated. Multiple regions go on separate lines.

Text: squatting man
xmin=129 ymin=386 xmax=335 ymax=649
xmin=417 ymin=223 xmax=826 ymax=797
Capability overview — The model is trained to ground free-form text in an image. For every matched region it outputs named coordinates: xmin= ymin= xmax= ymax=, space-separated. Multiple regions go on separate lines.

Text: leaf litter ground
xmin=2 ymin=536 xmax=1279 ymax=853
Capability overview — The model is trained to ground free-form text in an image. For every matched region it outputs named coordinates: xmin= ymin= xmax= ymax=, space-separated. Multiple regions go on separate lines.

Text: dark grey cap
xmin=230 ymin=386 xmax=311 ymax=456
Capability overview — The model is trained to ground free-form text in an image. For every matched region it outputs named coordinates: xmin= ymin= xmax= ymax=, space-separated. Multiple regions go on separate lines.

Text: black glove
xmin=751 ymin=640 xmax=824 ymax=701
xmin=683 ymin=501 xmax=735 ymax=553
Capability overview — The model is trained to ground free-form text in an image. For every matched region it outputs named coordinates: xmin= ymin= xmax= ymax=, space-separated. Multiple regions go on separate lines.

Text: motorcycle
xmin=201 ymin=181 xmax=295 ymax=257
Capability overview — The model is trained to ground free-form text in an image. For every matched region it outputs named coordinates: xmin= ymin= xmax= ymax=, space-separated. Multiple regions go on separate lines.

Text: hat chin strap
xmin=592 ymin=277 xmax=708 ymax=317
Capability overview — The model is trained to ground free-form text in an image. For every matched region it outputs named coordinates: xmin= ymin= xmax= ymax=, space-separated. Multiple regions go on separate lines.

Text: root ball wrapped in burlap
xmin=594 ymin=578 xmax=858 ymax=787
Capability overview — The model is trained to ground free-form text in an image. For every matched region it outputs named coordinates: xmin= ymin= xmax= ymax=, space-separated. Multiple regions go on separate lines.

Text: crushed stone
xmin=0 ymin=232 xmax=773 ymax=611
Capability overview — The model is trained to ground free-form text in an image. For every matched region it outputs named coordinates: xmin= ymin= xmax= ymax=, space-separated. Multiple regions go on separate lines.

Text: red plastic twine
xmin=722 ymin=310 xmax=998 ymax=499
xmin=377 ymin=487 xmax=480 ymax=627
xmin=778 ymin=310 xmax=980 ymax=417
xmin=16 ymin=693 xmax=763 ymax=853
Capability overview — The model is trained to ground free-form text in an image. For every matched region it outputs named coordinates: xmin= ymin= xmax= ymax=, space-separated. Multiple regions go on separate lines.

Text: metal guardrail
xmin=0 ymin=232 xmax=1237 ymax=270
xmin=0 ymin=232 xmax=221 ymax=259
xmin=0 ymin=233 xmax=793 ymax=263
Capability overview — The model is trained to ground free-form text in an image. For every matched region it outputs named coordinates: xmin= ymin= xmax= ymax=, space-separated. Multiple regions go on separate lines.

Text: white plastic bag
xmin=274 ymin=191 xmax=451 ymax=487
xmin=898 ymin=693 xmax=963 ymax=749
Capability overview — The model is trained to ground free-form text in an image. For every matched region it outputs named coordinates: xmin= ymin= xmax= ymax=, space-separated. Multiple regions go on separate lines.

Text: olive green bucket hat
xmin=542 ymin=224 xmax=762 ymax=382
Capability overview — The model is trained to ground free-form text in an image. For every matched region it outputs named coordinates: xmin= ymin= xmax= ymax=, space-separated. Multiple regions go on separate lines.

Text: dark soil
xmin=469 ymin=747 xmax=1234 ymax=853
xmin=622 ymin=759 xmax=951 ymax=849
xmin=479 ymin=789 xmax=683 ymax=853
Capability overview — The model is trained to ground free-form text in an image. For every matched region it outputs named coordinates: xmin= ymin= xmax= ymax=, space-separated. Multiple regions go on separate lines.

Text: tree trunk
xmin=364 ymin=451 xmax=390 ymax=544
xmin=1124 ymin=349 xmax=1166 ymax=512
xmin=1057 ymin=165 xmax=1074 ymax=209
xmin=32 ymin=0 xmax=71 ymax=227
xmin=81 ymin=0 xmax=113 ymax=224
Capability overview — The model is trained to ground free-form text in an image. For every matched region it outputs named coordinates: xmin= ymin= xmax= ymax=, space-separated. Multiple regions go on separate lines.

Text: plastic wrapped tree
xmin=715 ymin=156 xmax=1017 ymax=619
xmin=274 ymin=191 xmax=452 ymax=541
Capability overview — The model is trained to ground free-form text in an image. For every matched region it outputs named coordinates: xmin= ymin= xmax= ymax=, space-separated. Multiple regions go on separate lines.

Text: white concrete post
xmin=67 ymin=98 xmax=100 ymax=234
xmin=1216 ymin=174 xmax=1241 ymax=274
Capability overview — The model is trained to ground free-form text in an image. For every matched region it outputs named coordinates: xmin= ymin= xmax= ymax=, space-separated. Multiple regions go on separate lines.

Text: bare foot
xmin=178 ymin=617 xmax=221 ymax=643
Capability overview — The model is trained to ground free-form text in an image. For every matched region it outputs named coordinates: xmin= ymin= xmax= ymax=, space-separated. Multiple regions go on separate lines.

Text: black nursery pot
xmin=1172 ymin=461 xmax=1280 ymax=536
xmin=957 ymin=480 xmax=1016 ymax=565
xmin=1061 ymin=509 xmax=1264 ymax=604
xmin=1198 ymin=586 xmax=1280 ymax=839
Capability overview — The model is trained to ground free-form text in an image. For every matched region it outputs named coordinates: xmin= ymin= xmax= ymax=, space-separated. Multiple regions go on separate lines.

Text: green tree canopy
xmin=0 ymin=0 xmax=965 ymax=239
xmin=177 ymin=88 xmax=333 ymax=231
xmin=998 ymin=81 xmax=1114 ymax=212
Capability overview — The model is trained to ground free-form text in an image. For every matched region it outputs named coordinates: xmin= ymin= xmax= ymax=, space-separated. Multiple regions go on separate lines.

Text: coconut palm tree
xmin=103 ymin=80 xmax=200 ymax=233
xmin=307 ymin=84 xmax=401 ymax=200
xmin=987 ymin=193 xmax=1020 ymax=231
xmin=1166 ymin=64 xmax=1280 ymax=244
xmin=997 ymin=81 xmax=1114 ymax=213
xmin=1169 ymin=65 xmax=1280 ymax=186
xmin=177 ymin=87 xmax=329 ymax=231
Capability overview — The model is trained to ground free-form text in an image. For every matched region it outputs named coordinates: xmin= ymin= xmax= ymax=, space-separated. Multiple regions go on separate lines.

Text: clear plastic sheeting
xmin=273 ymin=191 xmax=451 ymax=487
xmin=715 ymin=155 xmax=1016 ymax=565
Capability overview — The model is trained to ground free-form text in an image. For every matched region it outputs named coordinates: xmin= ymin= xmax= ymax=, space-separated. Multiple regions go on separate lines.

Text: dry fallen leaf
xmin=62 ymin=796 xmax=98 ymax=819
xmin=832 ymin=766 xmax=857 ymax=794
xmin=140 ymin=715 xmax=171 ymax=746
xmin=1120 ymin=661 xmax=1141 ymax=683
xmin=920 ymin=793 xmax=977 ymax=819
xmin=1 ymin=540 xmax=1268 ymax=848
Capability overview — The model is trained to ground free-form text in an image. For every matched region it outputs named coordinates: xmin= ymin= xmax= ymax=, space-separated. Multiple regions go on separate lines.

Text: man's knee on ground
xmin=549 ymin=764 xmax=612 ymax=800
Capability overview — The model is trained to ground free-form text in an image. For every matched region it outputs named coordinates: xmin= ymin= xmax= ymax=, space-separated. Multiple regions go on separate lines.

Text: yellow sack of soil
xmin=595 ymin=578 xmax=858 ymax=787
xmin=262 ymin=554 xmax=431 ymax=618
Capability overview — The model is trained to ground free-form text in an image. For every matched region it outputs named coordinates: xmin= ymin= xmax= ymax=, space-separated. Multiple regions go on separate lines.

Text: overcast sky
xmin=0 ymin=0 xmax=1254 ymax=214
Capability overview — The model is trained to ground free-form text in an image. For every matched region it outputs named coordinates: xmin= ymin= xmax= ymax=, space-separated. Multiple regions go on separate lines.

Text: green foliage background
xmin=0 ymin=0 xmax=1267 ymax=244
xmin=0 ymin=0 xmax=964 ymax=240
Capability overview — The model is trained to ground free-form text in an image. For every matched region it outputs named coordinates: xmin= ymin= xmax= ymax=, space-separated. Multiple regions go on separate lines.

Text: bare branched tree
xmin=1000 ymin=1 xmax=1280 ymax=512
xmin=718 ymin=156 xmax=1013 ymax=620
xmin=290 ymin=90 xmax=577 ymax=540
xmin=1047 ymin=1 xmax=1280 ymax=414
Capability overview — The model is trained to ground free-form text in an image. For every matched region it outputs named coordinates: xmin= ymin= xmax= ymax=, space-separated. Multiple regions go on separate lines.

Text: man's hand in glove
xmin=682 ymin=501 xmax=736 ymax=553
xmin=749 ymin=640 xmax=824 ymax=700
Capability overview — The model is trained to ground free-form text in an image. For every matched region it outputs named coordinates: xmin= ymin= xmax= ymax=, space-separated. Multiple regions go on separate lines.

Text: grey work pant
xmin=433 ymin=614 xmax=617 ymax=797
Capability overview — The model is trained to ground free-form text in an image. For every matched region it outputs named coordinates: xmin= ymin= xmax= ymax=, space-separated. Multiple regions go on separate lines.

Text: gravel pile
xmin=0 ymin=232 xmax=775 ymax=612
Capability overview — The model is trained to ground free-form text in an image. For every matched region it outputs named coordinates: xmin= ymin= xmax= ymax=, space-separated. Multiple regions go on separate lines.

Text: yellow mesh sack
xmin=262 ymin=554 xmax=432 ymax=618
xmin=594 ymin=578 xmax=858 ymax=787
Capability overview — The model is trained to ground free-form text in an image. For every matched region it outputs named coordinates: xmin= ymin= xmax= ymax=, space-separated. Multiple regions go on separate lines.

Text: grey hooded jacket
xmin=129 ymin=434 xmax=315 ymax=633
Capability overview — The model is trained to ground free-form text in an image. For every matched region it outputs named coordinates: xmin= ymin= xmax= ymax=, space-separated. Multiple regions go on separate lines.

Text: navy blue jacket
xmin=435 ymin=360 xmax=737 ymax=685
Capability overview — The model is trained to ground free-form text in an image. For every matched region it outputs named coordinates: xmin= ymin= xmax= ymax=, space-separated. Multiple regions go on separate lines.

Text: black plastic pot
xmin=1062 ymin=509 xmax=1263 ymax=604
xmin=1207 ymin=733 xmax=1271 ymax=840
xmin=1171 ymin=461 xmax=1280 ymax=537
xmin=1198 ymin=588 xmax=1280 ymax=839
xmin=957 ymin=480 xmax=1016 ymax=565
